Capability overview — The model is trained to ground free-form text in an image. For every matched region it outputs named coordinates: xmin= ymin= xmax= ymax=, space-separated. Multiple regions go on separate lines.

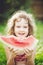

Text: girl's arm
xmin=4 ymin=46 xmax=11 ymax=60
xmin=4 ymin=46 xmax=17 ymax=65
xmin=24 ymin=48 xmax=36 ymax=65
xmin=7 ymin=50 xmax=16 ymax=65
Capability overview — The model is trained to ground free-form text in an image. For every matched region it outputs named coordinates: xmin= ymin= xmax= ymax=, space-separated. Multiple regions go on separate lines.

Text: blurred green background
xmin=0 ymin=0 xmax=43 ymax=65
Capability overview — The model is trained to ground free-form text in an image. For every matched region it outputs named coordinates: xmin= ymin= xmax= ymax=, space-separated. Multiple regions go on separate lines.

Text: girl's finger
xmin=24 ymin=48 xmax=31 ymax=56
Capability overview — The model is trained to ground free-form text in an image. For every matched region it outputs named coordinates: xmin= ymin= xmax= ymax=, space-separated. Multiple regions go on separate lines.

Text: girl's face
xmin=14 ymin=18 xmax=29 ymax=38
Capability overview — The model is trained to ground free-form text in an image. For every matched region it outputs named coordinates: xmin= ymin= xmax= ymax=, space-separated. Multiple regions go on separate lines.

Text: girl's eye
xmin=16 ymin=26 xmax=20 ymax=28
xmin=24 ymin=26 xmax=28 ymax=28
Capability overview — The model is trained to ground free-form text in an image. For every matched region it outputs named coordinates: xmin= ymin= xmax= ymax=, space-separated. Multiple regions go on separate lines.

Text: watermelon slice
xmin=0 ymin=35 xmax=38 ymax=50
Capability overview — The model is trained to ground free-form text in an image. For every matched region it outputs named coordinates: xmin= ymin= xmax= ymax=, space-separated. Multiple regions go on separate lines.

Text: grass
xmin=0 ymin=21 xmax=43 ymax=65
xmin=35 ymin=21 xmax=43 ymax=65
xmin=0 ymin=42 xmax=7 ymax=65
xmin=0 ymin=23 xmax=7 ymax=65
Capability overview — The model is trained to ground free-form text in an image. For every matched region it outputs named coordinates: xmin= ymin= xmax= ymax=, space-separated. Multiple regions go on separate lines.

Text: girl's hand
xmin=7 ymin=47 xmax=16 ymax=65
xmin=8 ymin=46 xmax=21 ymax=55
xmin=8 ymin=46 xmax=17 ymax=53
xmin=24 ymin=48 xmax=33 ymax=56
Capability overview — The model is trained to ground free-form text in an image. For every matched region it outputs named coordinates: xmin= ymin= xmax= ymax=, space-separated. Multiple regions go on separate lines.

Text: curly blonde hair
xmin=5 ymin=10 xmax=37 ymax=36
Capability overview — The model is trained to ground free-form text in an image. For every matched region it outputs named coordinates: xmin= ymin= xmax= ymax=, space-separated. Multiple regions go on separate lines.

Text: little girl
xmin=4 ymin=10 xmax=38 ymax=65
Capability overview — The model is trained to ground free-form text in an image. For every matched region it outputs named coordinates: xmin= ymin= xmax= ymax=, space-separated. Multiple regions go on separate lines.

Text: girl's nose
xmin=20 ymin=27 xmax=24 ymax=31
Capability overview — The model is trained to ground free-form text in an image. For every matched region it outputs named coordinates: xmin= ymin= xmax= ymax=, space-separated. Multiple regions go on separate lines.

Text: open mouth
xmin=18 ymin=33 xmax=25 ymax=35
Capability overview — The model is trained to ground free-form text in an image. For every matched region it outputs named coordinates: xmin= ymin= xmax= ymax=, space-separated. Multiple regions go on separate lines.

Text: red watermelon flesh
xmin=0 ymin=35 xmax=38 ymax=49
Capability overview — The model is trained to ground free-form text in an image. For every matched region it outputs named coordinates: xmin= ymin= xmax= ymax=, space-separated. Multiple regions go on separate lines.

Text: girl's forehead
xmin=15 ymin=18 xmax=28 ymax=25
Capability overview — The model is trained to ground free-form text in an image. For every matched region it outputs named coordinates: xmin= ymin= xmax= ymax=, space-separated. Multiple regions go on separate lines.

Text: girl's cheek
xmin=15 ymin=28 xmax=20 ymax=32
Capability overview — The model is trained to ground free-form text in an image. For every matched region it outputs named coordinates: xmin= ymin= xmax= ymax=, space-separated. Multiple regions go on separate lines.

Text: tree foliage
xmin=0 ymin=0 xmax=32 ymax=24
